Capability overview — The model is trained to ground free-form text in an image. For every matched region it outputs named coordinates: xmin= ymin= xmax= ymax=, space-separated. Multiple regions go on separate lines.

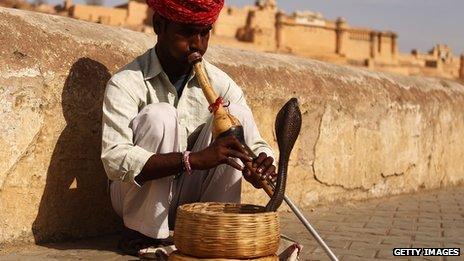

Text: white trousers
xmin=110 ymin=102 xmax=258 ymax=239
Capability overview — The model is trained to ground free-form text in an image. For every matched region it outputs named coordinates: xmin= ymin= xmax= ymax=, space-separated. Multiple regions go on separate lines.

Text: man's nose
xmin=189 ymin=33 xmax=202 ymax=51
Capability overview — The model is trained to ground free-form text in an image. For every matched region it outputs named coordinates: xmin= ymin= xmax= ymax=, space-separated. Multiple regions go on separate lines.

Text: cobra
xmin=188 ymin=52 xmax=339 ymax=261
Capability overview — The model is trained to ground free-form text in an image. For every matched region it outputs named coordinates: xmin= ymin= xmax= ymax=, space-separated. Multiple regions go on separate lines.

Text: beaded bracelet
xmin=182 ymin=151 xmax=192 ymax=175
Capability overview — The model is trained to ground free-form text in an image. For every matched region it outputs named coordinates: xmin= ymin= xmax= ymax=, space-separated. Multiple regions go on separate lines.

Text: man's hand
xmin=243 ymin=152 xmax=277 ymax=189
xmin=189 ymin=135 xmax=253 ymax=171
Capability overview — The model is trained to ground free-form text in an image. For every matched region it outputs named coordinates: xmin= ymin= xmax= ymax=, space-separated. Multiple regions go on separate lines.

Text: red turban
xmin=147 ymin=0 xmax=224 ymax=26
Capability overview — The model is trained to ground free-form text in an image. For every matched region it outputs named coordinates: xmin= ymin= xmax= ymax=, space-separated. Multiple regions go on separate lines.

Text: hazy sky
xmin=46 ymin=0 xmax=463 ymax=55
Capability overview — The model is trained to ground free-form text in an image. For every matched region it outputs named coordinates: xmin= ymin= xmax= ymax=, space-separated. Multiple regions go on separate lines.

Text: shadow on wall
xmin=32 ymin=58 xmax=121 ymax=245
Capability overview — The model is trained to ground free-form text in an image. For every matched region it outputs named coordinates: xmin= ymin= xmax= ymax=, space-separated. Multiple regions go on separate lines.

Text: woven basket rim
xmin=169 ymin=250 xmax=279 ymax=260
xmin=177 ymin=202 xmax=277 ymax=217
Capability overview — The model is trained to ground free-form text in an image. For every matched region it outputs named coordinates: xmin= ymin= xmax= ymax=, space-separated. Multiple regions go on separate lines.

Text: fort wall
xmin=394 ymin=45 xmax=461 ymax=79
xmin=275 ymin=14 xmax=398 ymax=67
xmin=345 ymin=30 xmax=371 ymax=60
xmin=214 ymin=6 xmax=251 ymax=39
xmin=278 ymin=23 xmax=337 ymax=56
xmin=125 ymin=0 xmax=152 ymax=26
xmin=70 ymin=4 xmax=127 ymax=26
xmin=379 ymin=34 xmax=396 ymax=63
xmin=246 ymin=8 xmax=276 ymax=50
xmin=1 ymin=8 xmax=463 ymax=244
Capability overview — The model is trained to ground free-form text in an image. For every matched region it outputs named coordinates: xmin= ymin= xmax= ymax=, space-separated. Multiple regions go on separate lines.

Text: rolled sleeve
xmin=101 ymin=78 xmax=153 ymax=186
xmin=123 ymin=145 xmax=155 ymax=184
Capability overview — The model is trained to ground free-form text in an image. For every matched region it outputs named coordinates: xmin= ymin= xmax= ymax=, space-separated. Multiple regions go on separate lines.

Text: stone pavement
xmin=280 ymin=186 xmax=463 ymax=260
xmin=1 ymin=186 xmax=463 ymax=260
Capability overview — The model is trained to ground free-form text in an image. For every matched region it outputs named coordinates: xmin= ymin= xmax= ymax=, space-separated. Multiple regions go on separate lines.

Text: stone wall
xmin=1 ymin=8 xmax=463 ymax=244
xmin=278 ymin=22 xmax=337 ymax=56
xmin=125 ymin=0 xmax=152 ymax=26
xmin=345 ymin=30 xmax=371 ymax=60
xmin=276 ymin=14 xmax=397 ymax=65
xmin=397 ymin=45 xmax=461 ymax=79
xmin=214 ymin=6 xmax=251 ymax=39
xmin=70 ymin=4 xmax=127 ymax=26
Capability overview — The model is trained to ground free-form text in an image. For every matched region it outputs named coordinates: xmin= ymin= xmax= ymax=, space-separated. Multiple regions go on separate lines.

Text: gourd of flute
xmin=188 ymin=52 xmax=276 ymax=199
xmin=188 ymin=52 xmax=241 ymax=138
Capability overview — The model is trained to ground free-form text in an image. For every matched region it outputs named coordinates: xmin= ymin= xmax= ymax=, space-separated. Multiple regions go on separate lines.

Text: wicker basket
xmin=174 ymin=202 xmax=280 ymax=259
xmin=169 ymin=251 xmax=278 ymax=261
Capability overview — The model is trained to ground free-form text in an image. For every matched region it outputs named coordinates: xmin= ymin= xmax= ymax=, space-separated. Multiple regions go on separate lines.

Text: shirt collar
xmin=143 ymin=47 xmax=204 ymax=84
xmin=143 ymin=47 xmax=163 ymax=81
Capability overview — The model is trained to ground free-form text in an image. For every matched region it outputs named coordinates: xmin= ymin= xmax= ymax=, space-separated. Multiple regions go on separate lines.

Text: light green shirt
xmin=101 ymin=48 xmax=273 ymax=184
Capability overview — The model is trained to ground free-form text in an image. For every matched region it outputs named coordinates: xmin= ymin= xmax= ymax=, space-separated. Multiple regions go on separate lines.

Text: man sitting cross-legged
xmin=101 ymin=0 xmax=276 ymax=255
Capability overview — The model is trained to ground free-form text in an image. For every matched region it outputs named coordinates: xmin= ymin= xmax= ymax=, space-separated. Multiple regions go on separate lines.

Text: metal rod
xmin=269 ymin=183 xmax=338 ymax=261
xmin=283 ymin=195 xmax=339 ymax=261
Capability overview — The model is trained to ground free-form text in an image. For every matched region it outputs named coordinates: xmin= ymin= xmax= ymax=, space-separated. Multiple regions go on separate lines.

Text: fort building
xmin=66 ymin=0 xmax=153 ymax=31
xmin=213 ymin=0 xmax=461 ymax=80
xmin=0 ymin=0 xmax=461 ymax=80
xmin=215 ymin=2 xmax=400 ymax=65
xmin=397 ymin=44 xmax=462 ymax=79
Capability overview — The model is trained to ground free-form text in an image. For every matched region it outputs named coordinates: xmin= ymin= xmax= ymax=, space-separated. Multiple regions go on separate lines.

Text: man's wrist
xmin=189 ymin=152 xmax=200 ymax=170
xmin=181 ymin=151 xmax=192 ymax=174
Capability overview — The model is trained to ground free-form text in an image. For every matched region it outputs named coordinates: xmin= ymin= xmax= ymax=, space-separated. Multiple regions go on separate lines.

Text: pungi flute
xmin=188 ymin=52 xmax=275 ymax=196
xmin=188 ymin=52 xmax=338 ymax=261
